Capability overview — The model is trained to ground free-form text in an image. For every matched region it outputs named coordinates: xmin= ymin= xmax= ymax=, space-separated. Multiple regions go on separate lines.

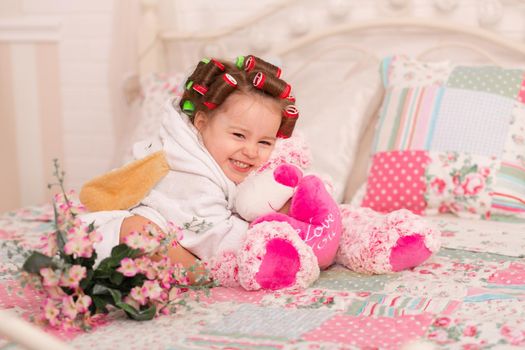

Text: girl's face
xmin=194 ymin=92 xmax=281 ymax=184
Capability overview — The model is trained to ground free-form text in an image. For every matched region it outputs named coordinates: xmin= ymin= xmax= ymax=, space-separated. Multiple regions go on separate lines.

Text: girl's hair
xmin=179 ymin=55 xmax=298 ymax=138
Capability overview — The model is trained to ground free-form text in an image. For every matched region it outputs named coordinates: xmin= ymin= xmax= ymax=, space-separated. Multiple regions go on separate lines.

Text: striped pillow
xmin=361 ymin=55 xmax=525 ymax=221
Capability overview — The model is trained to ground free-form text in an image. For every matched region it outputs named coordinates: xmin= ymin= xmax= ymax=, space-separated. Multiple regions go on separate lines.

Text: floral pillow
xmin=360 ymin=55 xmax=525 ymax=220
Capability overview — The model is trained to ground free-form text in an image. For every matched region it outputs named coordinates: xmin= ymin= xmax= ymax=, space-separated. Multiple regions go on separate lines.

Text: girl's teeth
xmin=233 ymin=160 xmax=249 ymax=168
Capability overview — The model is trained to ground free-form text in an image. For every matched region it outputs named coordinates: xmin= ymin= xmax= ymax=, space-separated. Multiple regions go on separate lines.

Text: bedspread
xmin=1 ymin=205 xmax=525 ymax=349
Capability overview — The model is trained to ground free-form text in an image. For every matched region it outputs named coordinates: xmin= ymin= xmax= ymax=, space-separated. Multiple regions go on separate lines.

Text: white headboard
xmin=137 ymin=0 xmax=525 ymax=76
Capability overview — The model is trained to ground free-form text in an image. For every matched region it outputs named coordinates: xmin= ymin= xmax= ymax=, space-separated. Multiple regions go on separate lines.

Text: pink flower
xmin=59 ymin=265 xmax=86 ymax=289
xmin=501 ymin=324 xmax=525 ymax=345
xmin=88 ymin=229 xmax=103 ymax=244
xmin=447 ymin=152 xmax=457 ymax=161
xmin=167 ymin=222 xmax=183 ymax=239
xmin=428 ymin=329 xmax=450 ymax=344
xmin=43 ymin=298 xmax=60 ymax=323
xmin=123 ymin=295 xmax=140 ymax=310
xmin=323 ymin=296 xmax=334 ymax=305
xmin=141 ymin=280 xmax=163 ymax=301
xmin=462 ymin=344 xmax=480 ymax=350
xmin=142 ymin=223 xmax=163 ymax=238
xmin=168 ymin=287 xmax=184 ymax=301
xmin=439 ymin=202 xmax=450 ymax=214
xmin=123 ymin=231 xmax=149 ymax=251
xmin=64 ymin=236 xmax=93 ymax=258
xmin=66 ymin=226 xmax=84 ymax=240
xmin=462 ymin=173 xmax=485 ymax=196
xmin=480 ymin=167 xmax=491 ymax=177
xmin=117 ymin=258 xmax=139 ymax=277
xmin=425 ymin=263 xmax=442 ymax=269
xmin=130 ymin=286 xmax=148 ymax=305
xmin=433 ymin=317 xmax=451 ymax=327
xmin=134 ymin=256 xmax=152 ymax=273
xmin=41 ymin=232 xmax=58 ymax=257
xmin=453 ymin=184 xmax=465 ymax=196
xmin=76 ymin=295 xmax=92 ymax=313
xmin=452 ymin=263 xmax=476 ymax=271
xmin=142 ymin=236 xmax=160 ymax=254
xmin=430 ymin=178 xmax=446 ymax=195
xmin=449 ymin=202 xmax=461 ymax=213
xmin=45 ymin=286 xmax=66 ymax=299
xmin=452 ymin=173 xmax=461 ymax=185
xmin=40 ymin=268 xmax=60 ymax=287
xmin=463 ymin=325 xmax=477 ymax=337
xmin=61 ymin=295 xmax=78 ymax=319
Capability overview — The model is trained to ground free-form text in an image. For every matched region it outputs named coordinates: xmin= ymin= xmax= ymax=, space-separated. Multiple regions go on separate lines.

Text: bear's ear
xmin=273 ymin=164 xmax=303 ymax=187
xmin=80 ymin=151 xmax=169 ymax=211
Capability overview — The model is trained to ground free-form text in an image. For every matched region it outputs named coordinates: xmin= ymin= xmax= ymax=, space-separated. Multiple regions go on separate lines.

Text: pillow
xmin=120 ymin=73 xmax=185 ymax=163
xmin=294 ymin=61 xmax=384 ymax=203
xmin=357 ymin=55 xmax=525 ymax=221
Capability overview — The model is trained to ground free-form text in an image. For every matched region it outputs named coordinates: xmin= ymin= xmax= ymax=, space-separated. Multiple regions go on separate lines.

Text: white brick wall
xmin=20 ymin=0 xmax=115 ymax=191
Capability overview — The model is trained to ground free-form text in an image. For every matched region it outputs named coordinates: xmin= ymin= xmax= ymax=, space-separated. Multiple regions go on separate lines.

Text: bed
xmin=2 ymin=0 xmax=525 ymax=349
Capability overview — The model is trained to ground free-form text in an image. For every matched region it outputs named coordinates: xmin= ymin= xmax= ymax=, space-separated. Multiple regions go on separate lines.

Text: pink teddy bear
xmin=210 ymin=135 xmax=342 ymax=290
xmin=209 ymin=135 xmax=441 ymax=290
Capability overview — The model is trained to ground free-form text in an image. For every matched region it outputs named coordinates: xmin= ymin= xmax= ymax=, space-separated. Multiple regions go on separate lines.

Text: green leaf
xmin=79 ymin=269 xmax=94 ymax=290
xmin=110 ymin=271 xmax=124 ymax=286
xmin=52 ymin=202 xmax=67 ymax=254
xmin=22 ymin=252 xmax=55 ymax=274
xmin=107 ymin=288 xmax=123 ymax=305
xmin=96 ymin=257 xmax=121 ymax=272
xmin=462 ymin=164 xmax=478 ymax=177
xmin=92 ymin=295 xmax=112 ymax=313
xmin=93 ymin=268 xmax=112 ymax=280
xmin=92 ymin=284 xmax=123 ymax=305
xmin=119 ymin=273 xmax=147 ymax=292
xmin=86 ymin=222 xmax=96 ymax=233
xmin=116 ymin=302 xmax=156 ymax=321
xmin=110 ymin=244 xmax=141 ymax=260
xmin=92 ymin=284 xmax=112 ymax=295
xmin=74 ymin=254 xmax=96 ymax=270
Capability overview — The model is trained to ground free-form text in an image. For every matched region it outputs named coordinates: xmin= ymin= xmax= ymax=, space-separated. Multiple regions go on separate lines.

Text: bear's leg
xmin=238 ymin=221 xmax=319 ymax=291
xmin=389 ymin=234 xmax=432 ymax=272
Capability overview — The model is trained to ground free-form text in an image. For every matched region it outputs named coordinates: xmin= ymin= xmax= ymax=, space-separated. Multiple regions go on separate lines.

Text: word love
xmin=302 ymin=213 xmax=337 ymax=249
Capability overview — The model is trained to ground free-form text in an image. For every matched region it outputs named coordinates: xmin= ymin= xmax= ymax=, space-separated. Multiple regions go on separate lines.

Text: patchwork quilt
xmin=1 ymin=205 xmax=524 ymax=349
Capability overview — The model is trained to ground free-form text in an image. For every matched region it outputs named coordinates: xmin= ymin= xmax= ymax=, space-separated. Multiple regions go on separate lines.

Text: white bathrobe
xmin=83 ymin=100 xmax=249 ymax=264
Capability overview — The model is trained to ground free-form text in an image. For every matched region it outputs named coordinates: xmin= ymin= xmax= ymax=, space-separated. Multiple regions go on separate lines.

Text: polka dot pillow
xmin=360 ymin=55 xmax=525 ymax=221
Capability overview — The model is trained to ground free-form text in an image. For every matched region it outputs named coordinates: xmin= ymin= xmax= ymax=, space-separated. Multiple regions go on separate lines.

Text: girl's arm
xmin=119 ymin=215 xmax=207 ymax=284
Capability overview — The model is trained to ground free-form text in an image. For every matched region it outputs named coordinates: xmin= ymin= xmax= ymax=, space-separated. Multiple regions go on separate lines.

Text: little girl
xmin=81 ymin=55 xmax=299 ymax=283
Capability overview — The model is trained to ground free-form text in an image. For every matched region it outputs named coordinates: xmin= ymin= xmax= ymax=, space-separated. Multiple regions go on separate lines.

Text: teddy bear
xmin=209 ymin=134 xmax=441 ymax=289
xmin=209 ymin=161 xmax=343 ymax=291
xmin=207 ymin=134 xmax=343 ymax=290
